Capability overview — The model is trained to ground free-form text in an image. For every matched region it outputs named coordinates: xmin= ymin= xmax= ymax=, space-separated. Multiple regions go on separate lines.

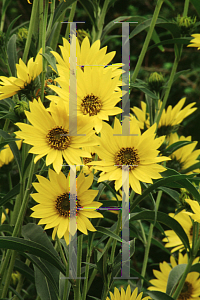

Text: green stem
xmin=73 ymin=234 xmax=83 ymax=300
xmin=183 ymin=0 xmax=190 ymax=17
xmin=101 ymin=210 xmax=122 ymax=300
xmin=131 ymin=0 xmax=164 ymax=83
xmin=49 ymin=0 xmax=68 ymax=51
xmin=82 ymin=240 xmax=92 ymax=300
xmin=46 ymin=0 xmax=56 ymax=41
xmin=140 ymin=190 xmax=162 ymax=288
xmin=40 ymin=0 xmax=49 ymax=103
xmin=154 ymin=55 xmax=179 ymax=126
xmin=65 ymin=1 xmax=77 ymax=40
xmin=23 ymin=0 xmax=39 ymax=62
xmin=0 ymin=158 xmax=35 ymax=298
xmin=93 ymin=0 xmax=110 ymax=42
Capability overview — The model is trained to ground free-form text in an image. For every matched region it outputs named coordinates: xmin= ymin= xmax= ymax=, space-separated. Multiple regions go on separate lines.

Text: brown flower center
xmin=178 ymin=281 xmax=193 ymax=300
xmin=81 ymin=93 xmax=102 ymax=116
xmin=46 ymin=126 xmax=71 ymax=150
xmin=83 ymin=153 xmax=96 ymax=165
xmin=114 ymin=147 xmax=140 ymax=170
xmin=55 ymin=192 xmax=81 ymax=218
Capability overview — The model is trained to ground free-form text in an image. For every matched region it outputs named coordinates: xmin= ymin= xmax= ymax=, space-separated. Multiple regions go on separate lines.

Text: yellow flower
xmin=1 ymin=209 xmax=9 ymax=224
xmin=185 ymin=199 xmax=200 ymax=223
xmin=187 ymin=34 xmax=200 ymax=50
xmin=47 ymin=66 xmax=123 ymax=133
xmin=16 ymin=98 xmax=97 ymax=174
xmin=162 ymin=210 xmax=194 ymax=252
xmin=51 ymin=35 xmax=116 ymax=72
xmin=0 ymin=49 xmax=42 ymax=100
xmin=131 ymin=98 xmax=197 ymax=136
xmin=31 ymin=169 xmax=103 ymax=244
xmin=148 ymin=252 xmax=200 ymax=300
xmin=166 ymin=133 xmax=200 ymax=174
xmin=88 ymin=117 xmax=170 ymax=194
xmin=106 ymin=285 xmax=150 ymax=300
xmin=0 ymin=140 xmax=22 ymax=168
xmin=76 ymin=146 xmax=97 ymax=175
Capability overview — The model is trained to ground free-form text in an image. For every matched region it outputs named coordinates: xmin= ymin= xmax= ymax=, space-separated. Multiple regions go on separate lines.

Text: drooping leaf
xmin=0 ymin=236 xmax=65 ymax=275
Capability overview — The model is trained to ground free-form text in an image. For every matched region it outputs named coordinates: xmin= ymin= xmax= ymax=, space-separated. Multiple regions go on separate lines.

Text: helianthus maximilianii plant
xmin=0 ymin=49 xmax=42 ymax=100
xmin=148 ymin=252 xmax=200 ymax=300
xmin=30 ymin=169 xmax=103 ymax=244
xmin=106 ymin=285 xmax=150 ymax=300
xmin=87 ymin=116 xmax=170 ymax=194
xmin=16 ymin=98 xmax=98 ymax=173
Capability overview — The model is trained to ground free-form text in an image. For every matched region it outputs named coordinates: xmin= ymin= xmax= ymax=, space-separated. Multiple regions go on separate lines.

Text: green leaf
xmin=130 ymin=82 xmax=159 ymax=100
xmin=21 ymin=223 xmax=61 ymax=298
xmin=130 ymin=171 xmax=199 ymax=211
xmin=101 ymin=16 xmax=141 ymax=41
xmin=147 ymin=37 xmax=192 ymax=51
xmin=52 ymin=0 xmax=77 ymax=28
xmin=190 ymin=0 xmax=200 ymax=17
xmin=166 ymin=264 xmax=187 ymax=295
xmin=158 ymin=187 xmax=180 ymax=204
xmin=181 ymin=161 xmax=200 ymax=174
xmin=148 ymin=291 xmax=174 ymax=300
xmin=30 ymin=255 xmax=59 ymax=299
xmin=0 ymin=236 xmax=65 ymax=275
xmin=0 ymin=183 xmax=20 ymax=207
xmin=151 ymin=28 xmax=165 ymax=52
xmin=151 ymin=237 xmax=171 ymax=254
xmin=130 ymin=211 xmax=190 ymax=252
xmin=79 ymin=0 xmax=96 ymax=27
xmin=14 ymin=259 xmax=34 ymax=283
xmin=95 ymin=226 xmax=124 ymax=243
xmin=0 ymin=224 xmax=13 ymax=234
xmin=42 ymin=46 xmax=58 ymax=73
xmin=190 ymin=263 xmax=200 ymax=273
xmin=162 ymin=140 xmax=192 ymax=156
xmin=7 ymin=34 xmax=17 ymax=77
xmin=5 ymin=15 xmax=22 ymax=44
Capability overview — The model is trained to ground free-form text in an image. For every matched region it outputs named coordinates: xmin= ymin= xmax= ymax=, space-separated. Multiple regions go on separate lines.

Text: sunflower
xmin=187 ymin=34 xmax=200 ymax=50
xmin=47 ymin=66 xmax=123 ymax=133
xmin=106 ymin=285 xmax=150 ymax=300
xmin=131 ymin=98 xmax=197 ymax=137
xmin=15 ymin=98 xmax=97 ymax=174
xmin=166 ymin=133 xmax=200 ymax=174
xmin=87 ymin=117 xmax=170 ymax=194
xmin=30 ymin=169 xmax=103 ymax=244
xmin=0 ymin=49 xmax=42 ymax=101
xmin=162 ymin=210 xmax=194 ymax=252
xmin=148 ymin=252 xmax=200 ymax=300
xmin=0 ymin=139 xmax=22 ymax=168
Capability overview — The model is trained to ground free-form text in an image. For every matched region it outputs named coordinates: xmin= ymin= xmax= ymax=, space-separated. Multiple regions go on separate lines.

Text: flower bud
xmin=148 ymin=72 xmax=164 ymax=93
